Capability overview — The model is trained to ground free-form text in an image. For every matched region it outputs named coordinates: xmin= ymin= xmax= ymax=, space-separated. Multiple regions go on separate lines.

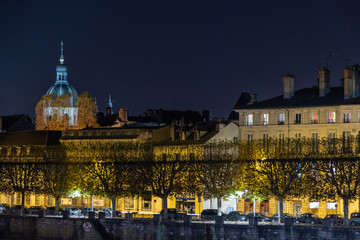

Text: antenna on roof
xmin=345 ymin=57 xmax=350 ymax=67
xmin=321 ymin=51 xmax=338 ymax=68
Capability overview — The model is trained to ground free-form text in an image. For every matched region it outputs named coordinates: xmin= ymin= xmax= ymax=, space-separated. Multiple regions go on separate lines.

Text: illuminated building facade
xmin=45 ymin=41 xmax=78 ymax=126
xmin=234 ymin=66 xmax=360 ymax=217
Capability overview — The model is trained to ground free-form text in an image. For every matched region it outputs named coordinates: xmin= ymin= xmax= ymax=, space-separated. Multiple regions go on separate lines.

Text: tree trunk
xmin=55 ymin=196 xmax=60 ymax=215
xmin=278 ymin=198 xmax=284 ymax=223
xmin=21 ymin=192 xmax=25 ymax=216
xmin=217 ymin=198 xmax=222 ymax=216
xmin=162 ymin=196 xmax=168 ymax=221
xmin=344 ymin=198 xmax=349 ymax=226
xmin=111 ymin=197 xmax=117 ymax=217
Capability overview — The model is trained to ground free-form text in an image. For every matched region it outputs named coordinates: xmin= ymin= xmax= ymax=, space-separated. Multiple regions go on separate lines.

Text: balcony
xmin=278 ymin=121 xmax=285 ymax=125
xmin=328 ymin=119 xmax=335 ymax=123
xmin=311 ymin=120 xmax=318 ymax=124
xmin=343 ymin=119 xmax=351 ymax=123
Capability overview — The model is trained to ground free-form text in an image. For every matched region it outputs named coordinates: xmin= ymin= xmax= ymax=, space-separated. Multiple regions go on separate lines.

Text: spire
xmin=108 ymin=94 xmax=113 ymax=109
xmin=106 ymin=94 xmax=113 ymax=116
xmin=60 ymin=41 xmax=64 ymax=64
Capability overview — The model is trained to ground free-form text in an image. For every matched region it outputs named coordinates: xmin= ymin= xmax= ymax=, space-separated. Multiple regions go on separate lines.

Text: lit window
xmin=328 ymin=112 xmax=336 ymax=123
xmin=309 ymin=202 xmax=319 ymax=209
xmin=344 ymin=113 xmax=351 ymax=123
xmin=311 ymin=112 xmax=318 ymax=124
xmin=262 ymin=113 xmax=269 ymax=125
xmin=279 ymin=113 xmax=285 ymax=124
xmin=246 ymin=114 xmax=253 ymax=126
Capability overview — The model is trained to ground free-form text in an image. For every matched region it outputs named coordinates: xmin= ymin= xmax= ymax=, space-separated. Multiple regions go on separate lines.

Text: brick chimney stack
xmin=118 ymin=108 xmax=128 ymax=122
xmin=318 ymin=67 xmax=330 ymax=97
xmin=283 ymin=73 xmax=295 ymax=99
xmin=344 ymin=67 xmax=352 ymax=99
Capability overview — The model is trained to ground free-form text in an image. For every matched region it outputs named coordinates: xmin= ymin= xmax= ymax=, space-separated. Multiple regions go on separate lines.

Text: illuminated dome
xmin=45 ymin=41 xmax=78 ymax=107
xmin=44 ymin=41 xmax=78 ymax=126
xmin=46 ymin=81 xmax=78 ymax=107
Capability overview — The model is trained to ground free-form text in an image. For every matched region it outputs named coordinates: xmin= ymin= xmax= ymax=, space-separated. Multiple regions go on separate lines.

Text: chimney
xmin=118 ymin=108 xmax=128 ymax=122
xmin=344 ymin=67 xmax=352 ymax=99
xmin=251 ymin=93 xmax=257 ymax=103
xmin=106 ymin=106 xmax=112 ymax=116
xmin=283 ymin=73 xmax=295 ymax=99
xmin=318 ymin=68 xmax=330 ymax=97
xmin=353 ymin=64 xmax=360 ymax=97
xmin=202 ymin=110 xmax=209 ymax=122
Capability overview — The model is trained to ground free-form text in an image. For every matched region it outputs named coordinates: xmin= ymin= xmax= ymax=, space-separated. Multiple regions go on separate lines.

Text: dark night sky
xmin=2 ymin=1 xmax=360 ymax=119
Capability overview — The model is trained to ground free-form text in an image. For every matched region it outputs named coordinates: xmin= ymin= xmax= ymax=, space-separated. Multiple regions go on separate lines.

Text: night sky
xmin=2 ymin=1 xmax=360 ymax=120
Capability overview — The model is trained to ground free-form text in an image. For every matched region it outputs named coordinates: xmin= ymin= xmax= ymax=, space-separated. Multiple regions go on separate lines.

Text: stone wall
xmin=1 ymin=215 xmax=360 ymax=240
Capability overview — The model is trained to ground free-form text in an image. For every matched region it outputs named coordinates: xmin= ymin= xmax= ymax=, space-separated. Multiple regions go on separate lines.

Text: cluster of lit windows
xmin=243 ymin=110 xmax=360 ymax=125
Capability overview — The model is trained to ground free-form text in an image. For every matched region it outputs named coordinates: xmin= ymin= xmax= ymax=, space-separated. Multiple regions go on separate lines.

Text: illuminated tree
xmin=191 ymin=141 xmax=240 ymax=216
xmin=135 ymin=146 xmax=189 ymax=219
xmin=71 ymin=142 xmax=146 ymax=217
xmin=40 ymin=146 xmax=73 ymax=215
xmin=0 ymin=147 xmax=44 ymax=215
xmin=35 ymin=92 xmax=98 ymax=130
xmin=76 ymin=92 xmax=99 ymax=129
xmin=238 ymin=138 xmax=307 ymax=223
xmin=303 ymin=137 xmax=360 ymax=226
xmin=35 ymin=94 xmax=73 ymax=130
xmin=35 ymin=94 xmax=52 ymax=130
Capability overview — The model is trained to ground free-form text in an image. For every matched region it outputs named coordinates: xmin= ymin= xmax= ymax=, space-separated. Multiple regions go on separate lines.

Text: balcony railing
xmin=311 ymin=120 xmax=318 ymax=124
xmin=278 ymin=121 xmax=285 ymax=125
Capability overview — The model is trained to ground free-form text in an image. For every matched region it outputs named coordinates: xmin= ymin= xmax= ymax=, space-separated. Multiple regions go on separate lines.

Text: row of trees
xmin=238 ymin=137 xmax=360 ymax=225
xmin=0 ymin=142 xmax=240 ymax=218
xmin=2 ymin=138 xmax=360 ymax=224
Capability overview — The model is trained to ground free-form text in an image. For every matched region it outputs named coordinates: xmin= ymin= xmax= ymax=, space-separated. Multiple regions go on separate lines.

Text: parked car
xmin=160 ymin=208 xmax=185 ymax=220
xmin=270 ymin=213 xmax=294 ymax=223
xmin=295 ymin=213 xmax=322 ymax=224
xmin=224 ymin=211 xmax=246 ymax=221
xmin=100 ymin=208 xmax=122 ymax=217
xmin=323 ymin=214 xmax=344 ymax=225
xmin=10 ymin=205 xmax=28 ymax=214
xmin=26 ymin=206 xmax=45 ymax=215
xmin=200 ymin=209 xmax=226 ymax=220
xmin=245 ymin=212 xmax=271 ymax=222
xmin=350 ymin=212 xmax=360 ymax=226
xmin=63 ymin=207 xmax=81 ymax=215
xmin=0 ymin=204 xmax=10 ymax=214
xmin=81 ymin=207 xmax=100 ymax=216
xmin=45 ymin=206 xmax=63 ymax=215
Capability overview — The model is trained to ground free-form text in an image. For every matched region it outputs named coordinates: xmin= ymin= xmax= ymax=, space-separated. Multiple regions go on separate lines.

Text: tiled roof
xmin=0 ymin=115 xmax=35 ymax=131
xmin=0 ymin=131 xmax=61 ymax=146
xmin=234 ymin=87 xmax=360 ymax=110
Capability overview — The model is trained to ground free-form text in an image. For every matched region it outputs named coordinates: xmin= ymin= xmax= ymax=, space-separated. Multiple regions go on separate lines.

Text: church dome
xmin=45 ymin=41 xmax=78 ymax=107
xmin=46 ymin=82 xmax=78 ymax=107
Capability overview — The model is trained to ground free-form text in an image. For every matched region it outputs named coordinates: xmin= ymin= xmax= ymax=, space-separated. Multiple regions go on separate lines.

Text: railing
xmin=311 ymin=120 xmax=318 ymax=124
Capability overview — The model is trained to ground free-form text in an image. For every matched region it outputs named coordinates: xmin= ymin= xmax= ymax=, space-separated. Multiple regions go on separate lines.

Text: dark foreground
xmin=1 ymin=214 xmax=360 ymax=240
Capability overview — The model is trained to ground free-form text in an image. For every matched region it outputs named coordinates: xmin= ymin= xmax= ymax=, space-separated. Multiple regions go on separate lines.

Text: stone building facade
xmin=234 ymin=66 xmax=360 ymax=218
